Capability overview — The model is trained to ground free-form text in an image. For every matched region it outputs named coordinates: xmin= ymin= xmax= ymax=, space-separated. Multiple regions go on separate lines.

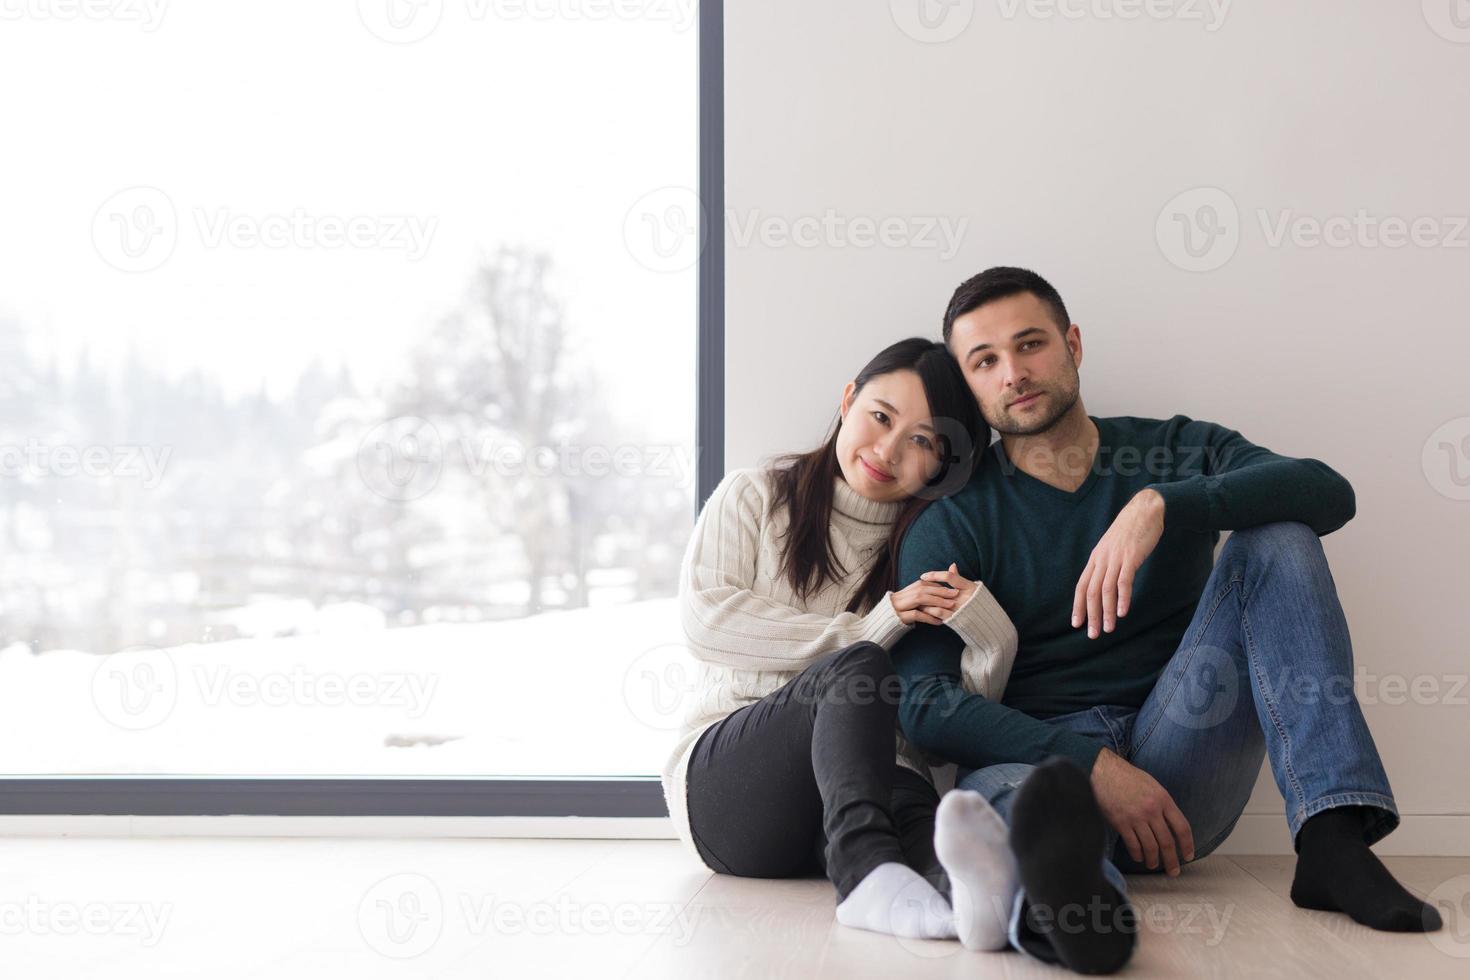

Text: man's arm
xmin=1146 ymin=416 xmax=1356 ymax=536
xmin=889 ymin=500 xmax=1105 ymax=772
xmin=894 ymin=626 xmax=1104 ymax=770
xmin=1074 ymin=416 xmax=1357 ymax=638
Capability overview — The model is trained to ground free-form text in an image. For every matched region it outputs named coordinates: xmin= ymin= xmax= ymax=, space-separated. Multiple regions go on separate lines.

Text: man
xmin=890 ymin=266 xmax=1441 ymax=973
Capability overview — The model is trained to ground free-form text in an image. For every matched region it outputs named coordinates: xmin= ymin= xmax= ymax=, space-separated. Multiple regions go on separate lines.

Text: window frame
xmin=0 ymin=0 xmax=723 ymax=820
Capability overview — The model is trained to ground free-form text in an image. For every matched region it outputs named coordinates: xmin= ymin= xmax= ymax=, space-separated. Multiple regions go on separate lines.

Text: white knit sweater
xmin=659 ymin=465 xmax=1019 ymax=871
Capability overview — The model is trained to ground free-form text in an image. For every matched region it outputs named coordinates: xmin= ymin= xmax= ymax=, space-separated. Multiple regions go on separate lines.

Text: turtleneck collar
xmin=831 ymin=474 xmax=904 ymax=526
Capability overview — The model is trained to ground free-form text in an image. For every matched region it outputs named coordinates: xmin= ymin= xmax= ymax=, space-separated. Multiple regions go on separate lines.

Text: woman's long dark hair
xmin=768 ymin=337 xmax=989 ymax=615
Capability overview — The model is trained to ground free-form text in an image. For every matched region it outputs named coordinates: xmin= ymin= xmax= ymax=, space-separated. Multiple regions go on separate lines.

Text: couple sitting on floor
xmin=657 ymin=266 xmax=1441 ymax=973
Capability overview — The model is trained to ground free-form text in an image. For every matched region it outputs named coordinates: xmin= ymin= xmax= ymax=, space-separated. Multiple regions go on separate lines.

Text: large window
xmin=0 ymin=1 xmax=708 ymax=788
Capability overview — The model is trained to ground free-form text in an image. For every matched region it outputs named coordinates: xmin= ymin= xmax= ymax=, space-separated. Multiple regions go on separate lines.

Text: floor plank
xmin=0 ymin=838 xmax=1465 ymax=978
xmin=1230 ymin=855 xmax=1470 ymax=975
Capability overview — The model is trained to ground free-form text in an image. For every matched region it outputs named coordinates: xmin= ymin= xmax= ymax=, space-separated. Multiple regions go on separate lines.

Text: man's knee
xmin=956 ymin=761 xmax=1035 ymax=796
xmin=1230 ymin=520 xmax=1323 ymax=562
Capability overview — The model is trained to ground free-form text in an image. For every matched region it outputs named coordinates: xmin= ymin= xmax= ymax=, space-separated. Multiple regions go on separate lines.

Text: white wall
xmin=724 ymin=0 xmax=1470 ymax=852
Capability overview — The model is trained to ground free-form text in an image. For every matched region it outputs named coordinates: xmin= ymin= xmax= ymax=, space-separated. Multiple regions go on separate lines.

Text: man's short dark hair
xmin=941 ymin=266 xmax=1071 ymax=345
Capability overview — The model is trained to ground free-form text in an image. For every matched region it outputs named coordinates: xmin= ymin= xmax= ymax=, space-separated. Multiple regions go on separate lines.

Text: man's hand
xmin=1072 ymin=487 xmax=1164 ymax=638
xmin=1090 ymin=747 xmax=1194 ymax=876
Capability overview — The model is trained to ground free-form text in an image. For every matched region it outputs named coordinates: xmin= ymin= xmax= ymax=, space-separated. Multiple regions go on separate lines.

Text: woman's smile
xmin=858 ymin=456 xmax=895 ymax=483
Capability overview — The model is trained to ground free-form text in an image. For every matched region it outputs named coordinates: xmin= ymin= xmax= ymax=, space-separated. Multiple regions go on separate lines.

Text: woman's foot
xmin=835 ymin=861 xmax=958 ymax=939
xmin=933 ymin=788 xmax=1018 ymax=951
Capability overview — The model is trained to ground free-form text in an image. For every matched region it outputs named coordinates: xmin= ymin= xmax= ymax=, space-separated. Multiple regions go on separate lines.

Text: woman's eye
xmin=871 ymin=411 xmax=890 ymax=425
xmin=912 ymin=435 xmax=933 ymax=450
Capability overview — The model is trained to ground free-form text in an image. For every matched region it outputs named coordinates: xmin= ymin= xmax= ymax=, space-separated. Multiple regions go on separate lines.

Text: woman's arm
xmin=942 ymin=582 xmax=1019 ymax=700
xmin=678 ymin=469 xmax=910 ymax=672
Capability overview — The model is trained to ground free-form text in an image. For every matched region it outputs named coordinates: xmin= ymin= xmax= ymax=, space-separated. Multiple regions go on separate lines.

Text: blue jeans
xmin=956 ymin=521 xmax=1399 ymax=960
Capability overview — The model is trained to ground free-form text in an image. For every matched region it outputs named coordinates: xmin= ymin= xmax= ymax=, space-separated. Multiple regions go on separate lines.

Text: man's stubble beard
xmin=984 ymin=359 xmax=1081 ymax=437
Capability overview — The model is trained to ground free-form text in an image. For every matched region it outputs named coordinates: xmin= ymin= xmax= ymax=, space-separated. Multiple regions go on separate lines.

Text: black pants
xmin=684 ymin=641 xmax=950 ymax=902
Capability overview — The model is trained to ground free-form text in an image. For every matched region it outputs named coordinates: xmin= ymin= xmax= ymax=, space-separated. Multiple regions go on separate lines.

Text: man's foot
xmin=1010 ymin=757 xmax=1136 ymax=975
xmin=934 ymin=788 xmax=1018 ymax=951
xmin=835 ymin=861 xmax=958 ymax=939
xmin=1290 ymin=806 xmax=1442 ymax=932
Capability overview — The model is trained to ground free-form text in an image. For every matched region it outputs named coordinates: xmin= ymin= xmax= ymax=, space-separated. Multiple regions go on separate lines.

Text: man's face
xmin=948 ymin=291 xmax=1083 ymax=436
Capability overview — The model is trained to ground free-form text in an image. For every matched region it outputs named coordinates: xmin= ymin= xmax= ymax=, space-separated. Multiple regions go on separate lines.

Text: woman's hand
xmin=890 ymin=564 xmax=974 ymax=625
xmin=919 ymin=563 xmax=978 ymax=619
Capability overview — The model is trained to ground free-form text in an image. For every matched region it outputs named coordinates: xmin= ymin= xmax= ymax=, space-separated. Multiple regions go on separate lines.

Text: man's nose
xmin=1003 ymin=358 xmax=1029 ymax=388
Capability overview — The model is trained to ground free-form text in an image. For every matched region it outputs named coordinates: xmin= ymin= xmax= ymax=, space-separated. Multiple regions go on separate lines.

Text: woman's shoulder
xmin=701 ymin=465 xmax=780 ymax=519
xmin=709 ymin=464 xmax=779 ymax=499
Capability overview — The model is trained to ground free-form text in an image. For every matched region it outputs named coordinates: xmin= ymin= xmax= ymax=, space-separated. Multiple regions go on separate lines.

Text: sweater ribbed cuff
xmin=944 ymin=584 xmax=1018 ymax=700
xmin=862 ymin=592 xmax=912 ymax=649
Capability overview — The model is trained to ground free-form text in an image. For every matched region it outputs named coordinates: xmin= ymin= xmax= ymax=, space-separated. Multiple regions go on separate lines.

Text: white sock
xmin=835 ymin=861 xmax=958 ymax=940
xmin=933 ymin=789 xmax=1019 ymax=951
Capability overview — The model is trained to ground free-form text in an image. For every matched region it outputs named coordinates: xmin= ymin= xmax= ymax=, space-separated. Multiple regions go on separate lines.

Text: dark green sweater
xmin=891 ymin=414 xmax=1356 ymax=773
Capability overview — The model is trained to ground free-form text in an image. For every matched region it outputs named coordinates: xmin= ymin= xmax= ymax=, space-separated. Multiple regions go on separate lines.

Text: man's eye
xmin=1021 ymin=341 xmax=1041 ymax=351
xmin=973 ymin=357 xmax=994 ymax=370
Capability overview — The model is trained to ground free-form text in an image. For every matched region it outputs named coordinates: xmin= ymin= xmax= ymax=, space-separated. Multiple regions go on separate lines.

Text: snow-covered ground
xmin=0 ymin=599 xmax=697 ymax=776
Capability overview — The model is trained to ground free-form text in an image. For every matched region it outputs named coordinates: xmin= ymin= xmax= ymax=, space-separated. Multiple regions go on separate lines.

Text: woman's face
xmin=835 ymin=369 xmax=945 ymax=503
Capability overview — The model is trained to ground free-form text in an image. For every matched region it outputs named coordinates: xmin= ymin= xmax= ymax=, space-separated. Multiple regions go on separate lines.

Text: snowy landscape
xmin=0 ymin=597 xmax=695 ymax=777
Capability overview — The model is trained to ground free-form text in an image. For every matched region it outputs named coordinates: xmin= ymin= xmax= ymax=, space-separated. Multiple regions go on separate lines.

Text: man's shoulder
xmin=905 ymin=475 xmax=984 ymax=540
xmin=1098 ymin=413 xmax=1233 ymax=445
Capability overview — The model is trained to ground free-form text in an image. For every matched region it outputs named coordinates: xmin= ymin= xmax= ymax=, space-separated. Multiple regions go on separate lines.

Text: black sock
xmin=1291 ymin=806 xmax=1442 ymax=932
xmin=1010 ymin=757 xmax=1136 ymax=975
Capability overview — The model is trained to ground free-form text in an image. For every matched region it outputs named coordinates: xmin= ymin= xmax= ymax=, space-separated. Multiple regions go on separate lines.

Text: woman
xmin=659 ymin=338 xmax=1021 ymax=948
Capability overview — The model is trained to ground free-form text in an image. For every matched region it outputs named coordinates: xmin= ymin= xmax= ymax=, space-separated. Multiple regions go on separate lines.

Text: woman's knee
xmin=829 ymin=640 xmax=893 ymax=673
xmin=816 ymin=641 xmax=900 ymax=708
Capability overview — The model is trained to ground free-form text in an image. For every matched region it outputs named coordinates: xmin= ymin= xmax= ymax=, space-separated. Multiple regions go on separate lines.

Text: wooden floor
xmin=0 ymin=837 xmax=1464 ymax=977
